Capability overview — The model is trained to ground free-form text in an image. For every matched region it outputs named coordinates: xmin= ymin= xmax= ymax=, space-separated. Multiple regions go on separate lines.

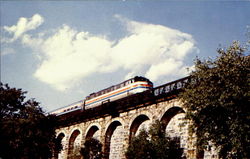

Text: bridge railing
xmin=153 ymin=76 xmax=190 ymax=97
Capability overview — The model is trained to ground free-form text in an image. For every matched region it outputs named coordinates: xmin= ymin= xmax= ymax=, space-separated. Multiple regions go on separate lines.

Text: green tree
xmin=126 ymin=120 xmax=184 ymax=159
xmin=81 ymin=138 xmax=102 ymax=159
xmin=0 ymin=83 xmax=60 ymax=159
xmin=180 ymin=41 xmax=250 ymax=158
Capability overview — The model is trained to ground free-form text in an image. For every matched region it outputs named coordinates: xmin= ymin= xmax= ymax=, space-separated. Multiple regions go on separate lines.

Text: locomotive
xmin=51 ymin=76 xmax=153 ymax=116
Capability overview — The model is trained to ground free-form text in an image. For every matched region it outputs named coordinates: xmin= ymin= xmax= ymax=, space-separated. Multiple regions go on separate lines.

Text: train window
xmin=125 ymin=81 xmax=129 ymax=85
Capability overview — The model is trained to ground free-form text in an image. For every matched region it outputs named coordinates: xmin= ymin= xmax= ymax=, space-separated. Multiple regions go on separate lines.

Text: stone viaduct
xmin=54 ymin=77 xmax=217 ymax=159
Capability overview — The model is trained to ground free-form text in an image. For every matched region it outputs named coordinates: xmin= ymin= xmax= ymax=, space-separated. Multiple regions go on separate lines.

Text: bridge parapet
xmin=153 ymin=76 xmax=190 ymax=96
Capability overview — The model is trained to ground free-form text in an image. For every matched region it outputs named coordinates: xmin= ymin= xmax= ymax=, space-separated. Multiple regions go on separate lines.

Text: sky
xmin=1 ymin=1 xmax=249 ymax=112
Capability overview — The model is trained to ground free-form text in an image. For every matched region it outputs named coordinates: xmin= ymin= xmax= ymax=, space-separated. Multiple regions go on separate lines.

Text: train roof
xmin=49 ymin=100 xmax=83 ymax=114
xmin=49 ymin=76 xmax=153 ymax=114
xmin=86 ymin=76 xmax=152 ymax=99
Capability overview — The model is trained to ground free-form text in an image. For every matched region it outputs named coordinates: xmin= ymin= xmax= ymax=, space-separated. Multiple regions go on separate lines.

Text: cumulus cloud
xmin=3 ymin=14 xmax=44 ymax=42
xmin=111 ymin=17 xmax=197 ymax=81
xmin=22 ymin=25 xmax=112 ymax=91
xmin=4 ymin=14 xmax=198 ymax=91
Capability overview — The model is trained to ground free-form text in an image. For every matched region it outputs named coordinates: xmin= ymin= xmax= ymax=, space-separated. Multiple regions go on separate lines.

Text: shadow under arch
xmin=103 ymin=121 xmax=122 ymax=159
xmin=85 ymin=125 xmax=99 ymax=139
xmin=161 ymin=106 xmax=185 ymax=128
xmin=55 ymin=133 xmax=65 ymax=159
xmin=129 ymin=114 xmax=150 ymax=142
xmin=68 ymin=129 xmax=81 ymax=159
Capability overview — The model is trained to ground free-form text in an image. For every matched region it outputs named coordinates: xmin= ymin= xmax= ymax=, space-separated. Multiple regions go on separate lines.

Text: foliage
xmin=180 ymin=41 xmax=250 ymax=158
xmin=0 ymin=83 xmax=60 ymax=159
xmin=126 ymin=120 xmax=185 ymax=159
xmin=81 ymin=138 xmax=102 ymax=159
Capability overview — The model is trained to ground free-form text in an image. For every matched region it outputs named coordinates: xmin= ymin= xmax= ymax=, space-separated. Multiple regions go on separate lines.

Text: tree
xmin=0 ymin=83 xmax=60 ymax=159
xmin=126 ymin=120 xmax=184 ymax=159
xmin=81 ymin=138 xmax=103 ymax=159
xmin=126 ymin=129 xmax=155 ymax=159
xmin=180 ymin=41 xmax=250 ymax=158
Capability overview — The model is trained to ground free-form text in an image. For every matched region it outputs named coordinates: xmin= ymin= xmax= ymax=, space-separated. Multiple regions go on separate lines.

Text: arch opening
xmin=103 ymin=121 xmax=122 ymax=159
xmin=86 ymin=125 xmax=99 ymax=139
xmin=55 ymin=133 xmax=65 ymax=159
xmin=161 ymin=106 xmax=188 ymax=157
xmin=68 ymin=129 xmax=81 ymax=159
xmin=129 ymin=114 xmax=150 ymax=142
xmin=161 ymin=106 xmax=185 ymax=127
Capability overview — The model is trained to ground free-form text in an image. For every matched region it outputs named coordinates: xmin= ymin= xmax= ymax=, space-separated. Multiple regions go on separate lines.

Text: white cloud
xmin=145 ymin=58 xmax=183 ymax=81
xmin=110 ymin=17 xmax=197 ymax=81
xmin=26 ymin=25 xmax=113 ymax=91
xmin=3 ymin=14 xmax=44 ymax=42
xmin=5 ymin=14 xmax=198 ymax=91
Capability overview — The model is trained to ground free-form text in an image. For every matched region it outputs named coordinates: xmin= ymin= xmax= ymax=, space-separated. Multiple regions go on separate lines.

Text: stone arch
xmin=103 ymin=120 xmax=122 ymax=159
xmin=68 ymin=129 xmax=81 ymax=159
xmin=56 ymin=130 xmax=67 ymax=137
xmin=57 ymin=132 xmax=65 ymax=139
xmin=161 ymin=106 xmax=189 ymax=157
xmin=85 ymin=125 xmax=100 ymax=139
xmin=55 ymin=132 xmax=65 ymax=159
xmin=129 ymin=114 xmax=150 ymax=142
xmin=160 ymin=106 xmax=185 ymax=127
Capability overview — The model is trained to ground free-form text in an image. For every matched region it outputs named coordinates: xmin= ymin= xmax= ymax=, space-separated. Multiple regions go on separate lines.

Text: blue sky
xmin=1 ymin=1 xmax=249 ymax=112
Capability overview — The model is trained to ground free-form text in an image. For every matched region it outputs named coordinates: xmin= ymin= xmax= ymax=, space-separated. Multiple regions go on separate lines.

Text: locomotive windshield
xmin=134 ymin=76 xmax=153 ymax=85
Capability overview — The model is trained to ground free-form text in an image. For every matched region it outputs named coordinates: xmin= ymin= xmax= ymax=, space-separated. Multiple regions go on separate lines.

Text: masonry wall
xmin=55 ymin=98 xmax=197 ymax=159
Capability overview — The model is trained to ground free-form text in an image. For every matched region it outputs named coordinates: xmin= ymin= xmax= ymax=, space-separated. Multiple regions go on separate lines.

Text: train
xmin=50 ymin=76 xmax=153 ymax=116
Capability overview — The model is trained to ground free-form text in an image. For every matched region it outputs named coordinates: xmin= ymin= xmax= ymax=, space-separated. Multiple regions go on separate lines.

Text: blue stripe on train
xmin=85 ymin=86 xmax=150 ymax=107
xmin=57 ymin=86 xmax=151 ymax=116
xmin=56 ymin=107 xmax=82 ymax=116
